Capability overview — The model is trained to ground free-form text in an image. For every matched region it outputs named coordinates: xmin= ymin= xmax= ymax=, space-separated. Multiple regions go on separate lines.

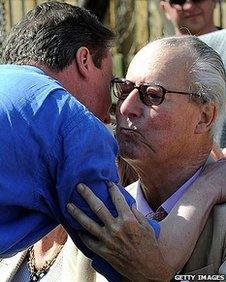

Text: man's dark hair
xmin=2 ymin=1 xmax=115 ymax=71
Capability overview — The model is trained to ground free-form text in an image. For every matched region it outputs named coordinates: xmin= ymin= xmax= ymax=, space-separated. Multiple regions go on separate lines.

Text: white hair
xmin=153 ymin=36 xmax=226 ymax=140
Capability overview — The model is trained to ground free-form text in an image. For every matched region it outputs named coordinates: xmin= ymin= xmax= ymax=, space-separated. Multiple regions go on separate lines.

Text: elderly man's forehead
xmin=127 ymin=42 xmax=193 ymax=79
xmin=134 ymin=42 xmax=192 ymax=65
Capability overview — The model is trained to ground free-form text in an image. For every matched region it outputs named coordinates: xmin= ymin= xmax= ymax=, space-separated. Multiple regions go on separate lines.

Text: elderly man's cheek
xmin=146 ymin=111 xmax=174 ymax=132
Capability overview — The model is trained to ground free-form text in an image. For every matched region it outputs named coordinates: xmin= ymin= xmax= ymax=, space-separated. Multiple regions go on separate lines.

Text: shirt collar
xmin=135 ymin=167 xmax=202 ymax=217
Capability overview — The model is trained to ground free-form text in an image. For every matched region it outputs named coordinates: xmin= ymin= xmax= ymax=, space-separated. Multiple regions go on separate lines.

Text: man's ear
xmin=75 ymin=47 xmax=94 ymax=79
xmin=195 ymin=102 xmax=216 ymax=134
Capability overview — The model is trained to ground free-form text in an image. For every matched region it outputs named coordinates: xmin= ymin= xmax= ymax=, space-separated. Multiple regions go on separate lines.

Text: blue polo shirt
xmin=0 ymin=65 xmax=159 ymax=281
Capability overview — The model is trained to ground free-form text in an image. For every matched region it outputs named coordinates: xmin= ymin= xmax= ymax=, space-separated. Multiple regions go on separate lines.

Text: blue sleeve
xmin=50 ymin=100 xmax=135 ymax=226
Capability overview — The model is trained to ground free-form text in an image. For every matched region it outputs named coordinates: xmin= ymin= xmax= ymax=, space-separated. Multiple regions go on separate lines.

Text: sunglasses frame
xmin=111 ymin=77 xmax=205 ymax=106
xmin=168 ymin=0 xmax=206 ymax=6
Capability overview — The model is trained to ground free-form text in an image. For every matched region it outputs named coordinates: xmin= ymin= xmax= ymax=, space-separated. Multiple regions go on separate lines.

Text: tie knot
xmin=146 ymin=206 xmax=168 ymax=222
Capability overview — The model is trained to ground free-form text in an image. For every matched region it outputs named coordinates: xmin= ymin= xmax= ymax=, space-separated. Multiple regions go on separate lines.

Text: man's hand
xmin=67 ymin=182 xmax=174 ymax=282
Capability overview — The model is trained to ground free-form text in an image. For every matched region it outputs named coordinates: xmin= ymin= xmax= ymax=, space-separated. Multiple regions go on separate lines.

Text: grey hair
xmin=153 ymin=36 xmax=226 ymax=141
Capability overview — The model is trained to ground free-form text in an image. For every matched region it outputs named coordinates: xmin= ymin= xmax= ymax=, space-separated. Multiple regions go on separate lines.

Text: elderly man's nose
xmin=119 ymin=90 xmax=142 ymax=118
xmin=182 ymin=0 xmax=196 ymax=9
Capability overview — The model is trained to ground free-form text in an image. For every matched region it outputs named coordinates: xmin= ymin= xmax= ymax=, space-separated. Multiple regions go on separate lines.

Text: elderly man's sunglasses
xmin=169 ymin=0 xmax=205 ymax=6
xmin=111 ymin=78 xmax=205 ymax=106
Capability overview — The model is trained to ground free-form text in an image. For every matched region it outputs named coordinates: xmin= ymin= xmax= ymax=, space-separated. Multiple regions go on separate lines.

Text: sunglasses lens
xmin=192 ymin=0 xmax=205 ymax=3
xmin=140 ymin=85 xmax=164 ymax=106
xmin=169 ymin=0 xmax=186 ymax=5
xmin=169 ymin=0 xmax=204 ymax=5
xmin=112 ymin=80 xmax=134 ymax=100
xmin=112 ymin=79 xmax=164 ymax=106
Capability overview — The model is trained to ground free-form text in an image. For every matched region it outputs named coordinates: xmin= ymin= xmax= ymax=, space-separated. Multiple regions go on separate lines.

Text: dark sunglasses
xmin=169 ymin=0 xmax=206 ymax=6
xmin=111 ymin=77 xmax=205 ymax=107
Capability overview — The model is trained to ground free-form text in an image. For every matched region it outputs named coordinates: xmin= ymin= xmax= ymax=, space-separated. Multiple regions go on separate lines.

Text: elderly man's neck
xmin=129 ymin=149 xmax=211 ymax=210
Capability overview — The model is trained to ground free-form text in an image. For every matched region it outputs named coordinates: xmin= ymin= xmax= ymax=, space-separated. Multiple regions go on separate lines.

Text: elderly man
xmin=68 ymin=36 xmax=226 ymax=279
xmin=114 ymin=35 xmax=226 ymax=274
xmin=160 ymin=0 xmax=222 ymax=35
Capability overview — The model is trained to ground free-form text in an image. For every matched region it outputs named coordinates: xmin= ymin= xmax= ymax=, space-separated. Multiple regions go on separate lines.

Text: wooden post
xmin=135 ymin=0 xmax=149 ymax=51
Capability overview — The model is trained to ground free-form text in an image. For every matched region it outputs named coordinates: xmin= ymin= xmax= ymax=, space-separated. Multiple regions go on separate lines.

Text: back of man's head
xmin=2 ymin=1 xmax=115 ymax=71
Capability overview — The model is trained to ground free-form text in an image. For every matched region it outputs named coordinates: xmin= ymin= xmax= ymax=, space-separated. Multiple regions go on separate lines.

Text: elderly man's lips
xmin=119 ymin=127 xmax=155 ymax=152
xmin=119 ymin=128 xmax=137 ymax=134
xmin=185 ymin=13 xmax=201 ymax=19
xmin=119 ymin=128 xmax=142 ymax=139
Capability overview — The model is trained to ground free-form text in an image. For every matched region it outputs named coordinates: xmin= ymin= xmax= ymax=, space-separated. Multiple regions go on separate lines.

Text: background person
xmin=160 ymin=0 xmax=222 ymax=35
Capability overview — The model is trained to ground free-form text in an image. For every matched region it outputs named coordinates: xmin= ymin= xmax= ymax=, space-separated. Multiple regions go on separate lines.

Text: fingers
xmin=131 ymin=203 xmax=150 ymax=227
xmin=79 ymin=233 xmax=117 ymax=263
xmin=67 ymin=203 xmax=102 ymax=237
xmin=108 ymin=182 xmax=133 ymax=218
xmin=76 ymin=183 xmax=114 ymax=225
xmin=79 ymin=233 xmax=103 ymax=254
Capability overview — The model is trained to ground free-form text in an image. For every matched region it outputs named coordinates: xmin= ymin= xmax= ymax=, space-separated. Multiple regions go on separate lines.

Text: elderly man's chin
xmin=118 ymin=139 xmax=147 ymax=162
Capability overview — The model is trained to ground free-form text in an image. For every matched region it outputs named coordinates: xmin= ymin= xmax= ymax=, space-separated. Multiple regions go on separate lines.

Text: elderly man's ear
xmin=195 ymin=102 xmax=216 ymax=134
xmin=75 ymin=47 xmax=96 ymax=79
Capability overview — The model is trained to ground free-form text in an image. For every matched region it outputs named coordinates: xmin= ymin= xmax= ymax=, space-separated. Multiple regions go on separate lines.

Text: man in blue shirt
xmin=0 ymin=2 xmax=164 ymax=281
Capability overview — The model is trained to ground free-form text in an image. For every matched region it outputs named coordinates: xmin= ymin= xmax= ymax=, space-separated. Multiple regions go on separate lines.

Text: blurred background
xmin=0 ymin=0 xmax=225 ymax=80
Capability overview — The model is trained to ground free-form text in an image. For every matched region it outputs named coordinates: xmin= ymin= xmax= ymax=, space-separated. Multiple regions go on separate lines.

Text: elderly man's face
xmin=116 ymin=44 xmax=202 ymax=164
xmin=160 ymin=0 xmax=216 ymax=35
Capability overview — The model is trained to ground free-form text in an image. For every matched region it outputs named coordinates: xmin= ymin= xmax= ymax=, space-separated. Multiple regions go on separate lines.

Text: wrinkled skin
xmin=67 ymin=183 xmax=174 ymax=282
